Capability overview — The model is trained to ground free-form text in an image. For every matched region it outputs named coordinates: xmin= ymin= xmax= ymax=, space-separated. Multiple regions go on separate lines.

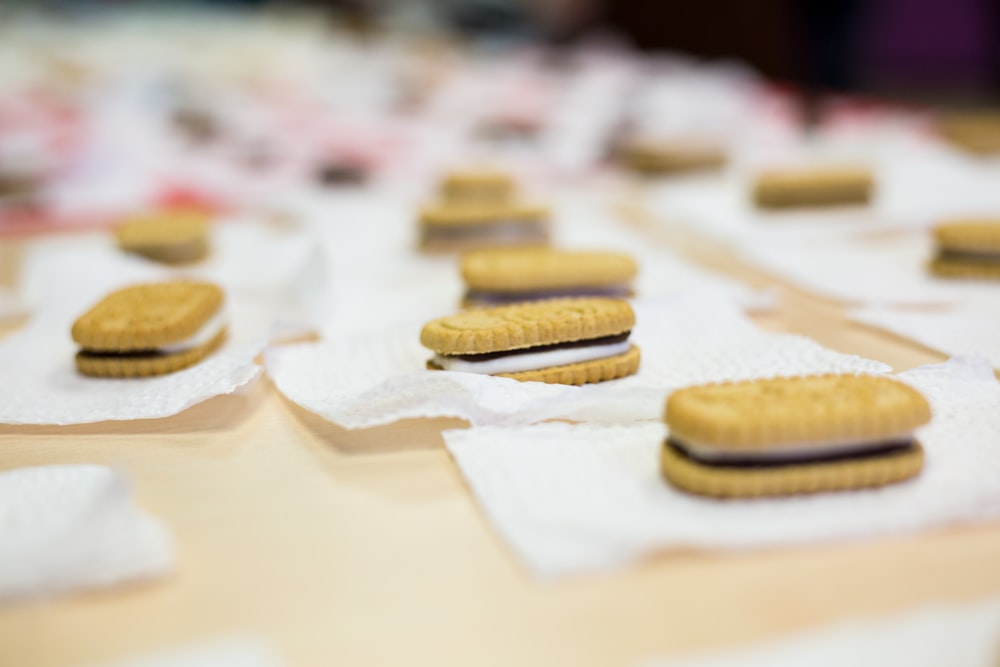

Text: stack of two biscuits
xmin=418 ymin=245 xmax=641 ymax=385
xmin=418 ymin=168 xmax=550 ymax=253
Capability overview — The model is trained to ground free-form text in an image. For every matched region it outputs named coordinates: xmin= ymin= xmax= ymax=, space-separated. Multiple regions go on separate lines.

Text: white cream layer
xmin=159 ymin=310 xmax=227 ymax=354
xmin=434 ymin=340 xmax=631 ymax=375
xmin=672 ymin=432 xmax=914 ymax=463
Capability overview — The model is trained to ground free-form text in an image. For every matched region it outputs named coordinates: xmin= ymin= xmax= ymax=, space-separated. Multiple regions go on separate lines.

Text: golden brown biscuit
xmin=439 ymin=168 xmax=515 ymax=202
xmin=620 ymin=140 xmax=726 ymax=175
xmin=661 ymin=374 xmax=931 ymax=498
xmin=116 ymin=210 xmax=209 ymax=263
xmin=421 ymin=298 xmax=639 ymax=384
xmin=753 ymin=166 xmax=874 ymax=209
xmin=72 ymin=281 xmax=226 ymax=377
xmin=460 ymin=248 xmax=636 ymax=305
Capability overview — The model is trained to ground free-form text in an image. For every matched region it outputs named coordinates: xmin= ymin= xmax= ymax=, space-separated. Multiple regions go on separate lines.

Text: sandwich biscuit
xmin=661 ymin=374 xmax=930 ymax=498
xmin=930 ymin=219 xmax=1000 ymax=280
xmin=116 ymin=210 xmax=210 ymax=264
xmin=72 ymin=281 xmax=226 ymax=378
xmin=421 ymin=297 xmax=639 ymax=385
xmin=753 ymin=166 xmax=874 ymax=209
xmin=419 ymin=201 xmax=550 ymax=253
xmin=461 ymin=248 xmax=637 ymax=306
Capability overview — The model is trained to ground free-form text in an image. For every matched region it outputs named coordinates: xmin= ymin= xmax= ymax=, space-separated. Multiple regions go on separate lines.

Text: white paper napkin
xmin=266 ymin=295 xmax=886 ymax=429
xmin=740 ymin=227 xmax=1000 ymax=305
xmin=91 ymin=637 xmax=285 ymax=667
xmin=851 ymin=302 xmax=1000 ymax=368
xmin=648 ymin=132 xmax=1000 ymax=247
xmin=444 ymin=356 xmax=1000 ymax=578
xmin=0 ymin=220 xmax=325 ymax=425
xmin=0 ymin=464 xmax=171 ymax=602
xmin=643 ymin=598 xmax=1000 ymax=667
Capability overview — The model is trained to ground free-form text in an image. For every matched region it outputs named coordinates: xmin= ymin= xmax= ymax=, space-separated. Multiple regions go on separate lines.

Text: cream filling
xmin=158 ymin=310 xmax=227 ymax=354
xmin=434 ymin=340 xmax=631 ymax=375
xmin=672 ymin=432 xmax=914 ymax=463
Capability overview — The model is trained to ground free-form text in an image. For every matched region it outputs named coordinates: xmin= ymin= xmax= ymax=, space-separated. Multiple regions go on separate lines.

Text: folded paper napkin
xmin=643 ymin=598 xmax=1000 ymax=667
xmin=444 ymin=357 xmax=1000 ymax=578
xmin=92 ymin=637 xmax=285 ymax=667
xmin=0 ymin=465 xmax=172 ymax=602
xmin=852 ymin=303 xmax=1000 ymax=369
xmin=266 ymin=295 xmax=886 ymax=429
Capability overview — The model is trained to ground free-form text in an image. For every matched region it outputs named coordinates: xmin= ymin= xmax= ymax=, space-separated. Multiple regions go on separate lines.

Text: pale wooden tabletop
xmin=1 ymin=198 xmax=996 ymax=667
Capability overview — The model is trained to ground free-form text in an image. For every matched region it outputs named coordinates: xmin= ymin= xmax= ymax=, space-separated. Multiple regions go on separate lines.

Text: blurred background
xmin=4 ymin=0 xmax=998 ymax=103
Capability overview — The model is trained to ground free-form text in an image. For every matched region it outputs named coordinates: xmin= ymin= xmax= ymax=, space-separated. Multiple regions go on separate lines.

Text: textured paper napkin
xmin=851 ymin=302 xmax=1000 ymax=368
xmin=266 ymin=295 xmax=885 ymax=429
xmin=0 ymin=220 xmax=325 ymax=424
xmin=740 ymin=227 xmax=1000 ymax=305
xmin=0 ymin=464 xmax=171 ymax=602
xmin=444 ymin=356 xmax=1000 ymax=578
xmin=647 ymin=132 xmax=1000 ymax=247
xmin=644 ymin=598 xmax=1000 ymax=667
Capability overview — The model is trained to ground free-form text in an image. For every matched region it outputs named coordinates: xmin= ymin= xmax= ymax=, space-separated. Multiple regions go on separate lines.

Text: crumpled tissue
xmin=0 ymin=464 xmax=171 ymax=602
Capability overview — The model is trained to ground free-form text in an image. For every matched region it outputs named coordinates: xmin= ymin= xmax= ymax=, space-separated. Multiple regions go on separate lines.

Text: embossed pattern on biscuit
xmin=72 ymin=281 xmax=224 ymax=352
xmin=461 ymin=248 xmax=637 ymax=292
xmin=420 ymin=297 xmax=635 ymax=355
xmin=665 ymin=375 xmax=931 ymax=451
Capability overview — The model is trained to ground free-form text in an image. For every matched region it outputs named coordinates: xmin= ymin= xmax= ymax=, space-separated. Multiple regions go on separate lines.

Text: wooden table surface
xmin=2 ymin=198 xmax=998 ymax=667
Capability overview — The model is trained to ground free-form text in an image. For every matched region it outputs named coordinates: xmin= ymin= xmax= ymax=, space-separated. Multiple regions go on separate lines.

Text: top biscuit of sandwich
xmin=753 ymin=166 xmax=873 ymax=207
xmin=420 ymin=201 xmax=550 ymax=227
xmin=421 ymin=297 xmax=634 ymax=355
xmin=72 ymin=281 xmax=224 ymax=352
xmin=665 ymin=375 xmax=931 ymax=451
xmin=461 ymin=248 xmax=637 ymax=292
xmin=439 ymin=169 xmax=515 ymax=202
xmin=116 ymin=210 xmax=209 ymax=262
xmin=933 ymin=220 xmax=1000 ymax=253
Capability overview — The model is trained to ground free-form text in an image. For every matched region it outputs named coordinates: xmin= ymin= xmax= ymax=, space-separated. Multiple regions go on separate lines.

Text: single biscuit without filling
xmin=421 ymin=297 xmax=639 ymax=385
xmin=72 ymin=281 xmax=226 ymax=377
xmin=937 ymin=112 xmax=1000 ymax=155
xmin=930 ymin=219 xmax=1000 ymax=280
xmin=419 ymin=201 xmax=550 ymax=253
xmin=753 ymin=166 xmax=874 ymax=209
xmin=116 ymin=210 xmax=210 ymax=263
xmin=461 ymin=248 xmax=636 ymax=305
xmin=661 ymin=374 xmax=931 ymax=498
xmin=620 ymin=140 xmax=727 ymax=175
xmin=439 ymin=168 xmax=515 ymax=203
